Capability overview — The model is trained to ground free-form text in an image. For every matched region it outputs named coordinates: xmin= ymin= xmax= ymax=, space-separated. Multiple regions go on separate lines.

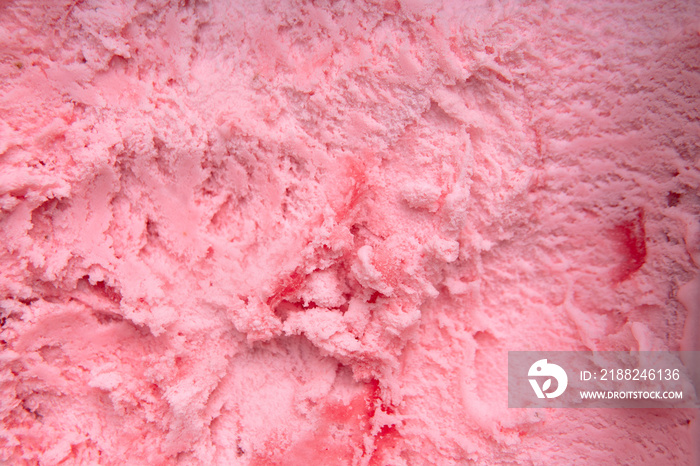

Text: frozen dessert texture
xmin=1 ymin=0 xmax=699 ymax=464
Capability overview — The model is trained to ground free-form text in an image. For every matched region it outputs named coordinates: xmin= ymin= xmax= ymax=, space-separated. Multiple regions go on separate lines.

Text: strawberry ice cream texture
xmin=1 ymin=0 xmax=699 ymax=464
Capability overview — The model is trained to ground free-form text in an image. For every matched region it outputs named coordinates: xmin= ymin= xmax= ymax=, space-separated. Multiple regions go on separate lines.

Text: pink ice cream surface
xmin=1 ymin=0 xmax=699 ymax=464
